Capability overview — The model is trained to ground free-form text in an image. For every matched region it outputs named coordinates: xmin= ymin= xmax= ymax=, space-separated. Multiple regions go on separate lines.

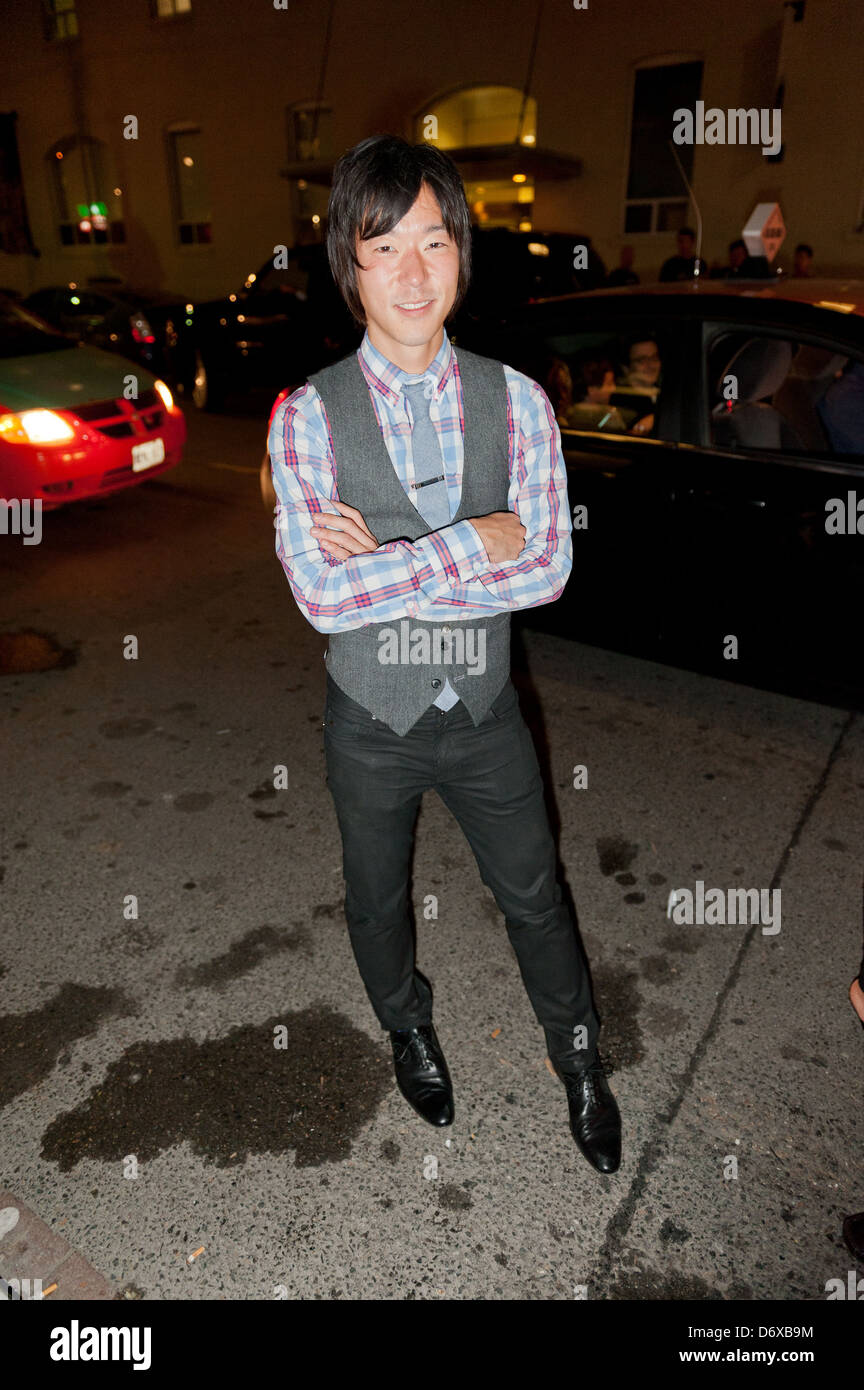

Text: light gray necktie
xmin=402 ymin=378 xmax=459 ymax=710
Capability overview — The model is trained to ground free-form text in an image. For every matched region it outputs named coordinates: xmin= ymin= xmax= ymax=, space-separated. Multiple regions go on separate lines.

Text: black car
xmin=186 ymin=244 xmax=359 ymax=412
xmin=22 ymin=281 xmax=193 ymax=387
xmin=452 ymin=278 xmax=864 ymax=706
xmin=187 ymin=229 xmax=609 ymax=413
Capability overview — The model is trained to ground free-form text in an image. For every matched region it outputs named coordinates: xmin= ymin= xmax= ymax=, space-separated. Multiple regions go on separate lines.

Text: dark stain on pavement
xmin=780 ymin=1044 xmax=828 ymax=1068
xmin=0 ymin=983 xmax=137 ymax=1109
xmin=98 ymin=717 xmax=155 ymax=739
xmin=639 ymin=955 xmax=679 ymax=986
xmin=660 ymin=930 xmax=702 ymax=954
xmin=659 ymin=1219 xmax=691 ymax=1245
xmin=89 ymin=780 xmax=133 ymax=798
xmin=603 ymin=1250 xmax=753 ymax=1300
xmin=0 ymin=630 xmax=76 ymax=675
xmin=173 ymin=791 xmax=215 ymax=813
xmin=596 ymin=837 xmax=639 ymax=877
xmin=248 ymin=781 xmax=277 ymax=802
xmin=438 ymin=1183 xmax=473 ymax=1212
xmin=312 ymin=902 xmax=342 ymax=920
xmin=380 ymin=1139 xmax=400 ymax=1163
xmin=591 ymin=962 xmax=644 ymax=1072
xmin=174 ymin=924 xmax=311 ymax=990
xmin=40 ymin=1005 xmax=391 ymax=1170
xmin=98 ymin=923 xmax=165 ymax=958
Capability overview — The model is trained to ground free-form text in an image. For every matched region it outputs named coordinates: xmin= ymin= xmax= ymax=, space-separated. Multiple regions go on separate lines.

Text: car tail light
xmin=130 ymin=313 xmax=155 ymax=343
xmin=0 ymin=409 xmax=76 ymax=444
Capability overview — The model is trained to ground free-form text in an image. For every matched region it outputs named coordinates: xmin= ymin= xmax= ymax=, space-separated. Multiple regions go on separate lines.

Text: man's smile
xmin=394 ymin=298 xmax=434 ymax=315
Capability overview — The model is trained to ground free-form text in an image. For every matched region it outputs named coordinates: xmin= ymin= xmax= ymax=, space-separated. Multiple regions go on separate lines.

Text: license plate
xmin=132 ymin=437 xmax=166 ymax=472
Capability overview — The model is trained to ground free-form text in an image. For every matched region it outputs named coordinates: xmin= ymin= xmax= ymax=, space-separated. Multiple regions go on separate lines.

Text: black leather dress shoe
xmin=389 ymin=1024 xmax=454 ymax=1126
xmin=558 ymin=1056 xmax=621 ymax=1173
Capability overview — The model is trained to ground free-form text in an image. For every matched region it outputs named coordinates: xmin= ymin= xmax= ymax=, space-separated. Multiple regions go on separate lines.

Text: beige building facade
xmin=1 ymin=0 xmax=862 ymax=301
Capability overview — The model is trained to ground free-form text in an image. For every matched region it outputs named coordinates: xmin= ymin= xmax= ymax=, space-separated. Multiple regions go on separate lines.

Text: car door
xmin=460 ymin=307 xmax=700 ymax=656
xmin=670 ymin=311 xmax=864 ymax=699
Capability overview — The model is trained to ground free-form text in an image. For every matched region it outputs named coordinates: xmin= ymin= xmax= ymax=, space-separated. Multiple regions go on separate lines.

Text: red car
xmin=0 ymin=296 xmax=185 ymax=509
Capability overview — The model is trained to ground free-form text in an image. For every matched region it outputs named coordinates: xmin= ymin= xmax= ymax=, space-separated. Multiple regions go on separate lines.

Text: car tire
xmin=192 ymin=350 xmax=226 ymax=412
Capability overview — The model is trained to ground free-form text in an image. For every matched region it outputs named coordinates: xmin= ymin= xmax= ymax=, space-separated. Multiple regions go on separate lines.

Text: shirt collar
xmin=358 ymin=327 xmax=455 ymax=404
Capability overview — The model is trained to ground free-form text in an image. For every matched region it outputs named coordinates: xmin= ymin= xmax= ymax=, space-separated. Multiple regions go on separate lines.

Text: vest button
xmin=431 ymin=678 xmax=441 ymax=689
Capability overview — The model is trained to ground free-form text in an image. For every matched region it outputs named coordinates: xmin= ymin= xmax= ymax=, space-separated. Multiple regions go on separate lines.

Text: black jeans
xmin=322 ymin=672 xmax=600 ymax=1071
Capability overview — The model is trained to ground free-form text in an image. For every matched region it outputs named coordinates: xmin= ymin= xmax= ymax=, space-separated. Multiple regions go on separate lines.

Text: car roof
xmin=558 ymin=278 xmax=864 ymax=316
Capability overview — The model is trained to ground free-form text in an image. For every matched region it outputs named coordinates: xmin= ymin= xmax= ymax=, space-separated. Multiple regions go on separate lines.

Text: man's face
xmin=677 ymin=232 xmax=695 ymax=258
xmin=794 ymin=249 xmax=812 ymax=274
xmin=353 ymin=182 xmax=461 ymax=367
xmin=730 ymin=244 xmax=746 ymax=270
xmin=628 ymin=340 xmax=661 ymax=386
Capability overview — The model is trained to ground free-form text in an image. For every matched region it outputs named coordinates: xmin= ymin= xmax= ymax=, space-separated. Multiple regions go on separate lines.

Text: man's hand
xmin=309 ymin=500 xmax=378 ymax=560
xmin=469 ymin=510 xmax=526 ymax=563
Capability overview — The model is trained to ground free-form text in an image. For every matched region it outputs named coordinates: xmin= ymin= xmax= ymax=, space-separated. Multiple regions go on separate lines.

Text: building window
xmin=415 ymin=86 xmax=537 ymax=231
xmin=624 ymin=60 xmax=703 ymax=234
xmin=169 ymin=127 xmax=211 ymax=244
xmin=287 ymin=104 xmax=332 ymax=243
xmin=42 ymin=0 xmax=78 ymax=41
xmin=290 ymin=104 xmax=332 ymax=164
xmin=48 ymin=136 xmax=125 ymax=245
xmin=154 ymin=0 xmax=192 ymax=17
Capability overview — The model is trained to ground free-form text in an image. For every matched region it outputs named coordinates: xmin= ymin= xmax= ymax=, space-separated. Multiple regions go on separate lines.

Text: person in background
xmin=606 ymin=246 xmax=639 ymax=287
xmin=659 ymin=227 xmax=707 ymax=282
xmin=712 ymin=239 xmax=748 ymax=278
xmin=617 ymin=336 xmax=662 ymax=436
xmin=816 ymin=358 xmax=864 ymax=455
xmin=791 ymin=242 xmax=814 ymax=277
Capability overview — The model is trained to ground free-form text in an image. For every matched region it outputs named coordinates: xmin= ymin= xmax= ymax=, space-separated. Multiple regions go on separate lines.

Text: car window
xmin=0 ymin=299 xmax=76 ymax=358
xmin=500 ymin=324 xmax=673 ymax=441
xmin=61 ymin=291 xmax=113 ymax=316
xmin=706 ymin=329 xmax=864 ymax=460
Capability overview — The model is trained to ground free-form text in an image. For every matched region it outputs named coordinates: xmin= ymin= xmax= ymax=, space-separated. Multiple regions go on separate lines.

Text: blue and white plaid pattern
xmin=269 ymin=327 xmax=573 ymax=631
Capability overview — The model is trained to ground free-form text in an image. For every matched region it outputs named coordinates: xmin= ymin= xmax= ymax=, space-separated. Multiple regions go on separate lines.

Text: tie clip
xmin=411 ymin=474 xmax=446 ymax=490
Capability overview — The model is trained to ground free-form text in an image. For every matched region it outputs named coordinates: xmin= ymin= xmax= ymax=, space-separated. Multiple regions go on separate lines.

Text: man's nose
xmin=398 ymin=247 xmax=426 ymax=283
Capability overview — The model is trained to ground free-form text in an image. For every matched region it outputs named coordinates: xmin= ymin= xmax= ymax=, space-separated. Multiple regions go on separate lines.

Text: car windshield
xmin=0 ymin=298 xmax=76 ymax=358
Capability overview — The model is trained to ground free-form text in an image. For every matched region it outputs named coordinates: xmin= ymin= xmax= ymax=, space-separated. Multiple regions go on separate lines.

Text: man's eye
xmin=427 ymin=241 xmax=447 ymax=249
xmin=374 ymin=244 xmax=393 ymax=253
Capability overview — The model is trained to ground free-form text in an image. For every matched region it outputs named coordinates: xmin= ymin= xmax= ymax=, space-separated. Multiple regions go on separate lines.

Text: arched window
xmin=415 ymin=85 xmax=538 ymax=231
xmin=47 ymin=135 xmax=125 ymax=246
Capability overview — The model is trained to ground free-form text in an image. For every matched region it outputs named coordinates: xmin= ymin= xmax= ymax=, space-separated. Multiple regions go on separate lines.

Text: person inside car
xmin=615 ymin=336 xmax=662 ymax=435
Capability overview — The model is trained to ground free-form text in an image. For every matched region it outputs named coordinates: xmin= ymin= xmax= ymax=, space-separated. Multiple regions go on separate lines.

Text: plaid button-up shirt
xmin=268 ymin=327 xmax=572 ymax=630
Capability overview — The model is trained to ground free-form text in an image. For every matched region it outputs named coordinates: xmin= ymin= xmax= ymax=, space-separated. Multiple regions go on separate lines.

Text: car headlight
xmin=0 ymin=409 xmax=75 ymax=444
xmin=153 ymin=379 xmax=174 ymax=411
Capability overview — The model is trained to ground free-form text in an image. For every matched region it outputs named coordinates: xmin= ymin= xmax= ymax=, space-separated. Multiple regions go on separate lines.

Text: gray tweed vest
xmin=309 ymin=345 xmax=511 ymax=736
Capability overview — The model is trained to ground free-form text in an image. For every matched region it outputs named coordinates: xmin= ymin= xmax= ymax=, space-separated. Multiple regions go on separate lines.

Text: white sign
xmin=742 ymin=202 xmax=786 ymax=262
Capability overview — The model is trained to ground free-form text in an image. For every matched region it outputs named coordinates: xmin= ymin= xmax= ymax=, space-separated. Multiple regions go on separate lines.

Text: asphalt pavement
xmin=1 ymin=398 xmax=862 ymax=1301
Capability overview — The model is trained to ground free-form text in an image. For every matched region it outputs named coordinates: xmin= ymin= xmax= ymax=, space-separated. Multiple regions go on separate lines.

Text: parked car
xmin=190 ymin=229 xmax=608 ymax=414
xmin=22 ymin=280 xmax=194 ymax=387
xmin=0 ymin=296 xmax=185 ymax=509
xmin=452 ymin=278 xmax=864 ymax=705
xmin=188 ymin=244 xmax=359 ymax=412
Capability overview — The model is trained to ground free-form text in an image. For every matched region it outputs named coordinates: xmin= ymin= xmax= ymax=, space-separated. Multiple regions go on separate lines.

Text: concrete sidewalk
xmin=2 ymin=594 xmax=861 ymax=1299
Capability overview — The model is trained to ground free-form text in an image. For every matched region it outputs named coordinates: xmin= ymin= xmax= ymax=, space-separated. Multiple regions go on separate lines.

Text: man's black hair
xmin=729 ymin=238 xmax=747 ymax=253
xmin=679 ymin=226 xmax=696 ymax=240
xmin=795 ymin=242 xmax=814 ymax=257
xmin=325 ymin=135 xmax=472 ymax=327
